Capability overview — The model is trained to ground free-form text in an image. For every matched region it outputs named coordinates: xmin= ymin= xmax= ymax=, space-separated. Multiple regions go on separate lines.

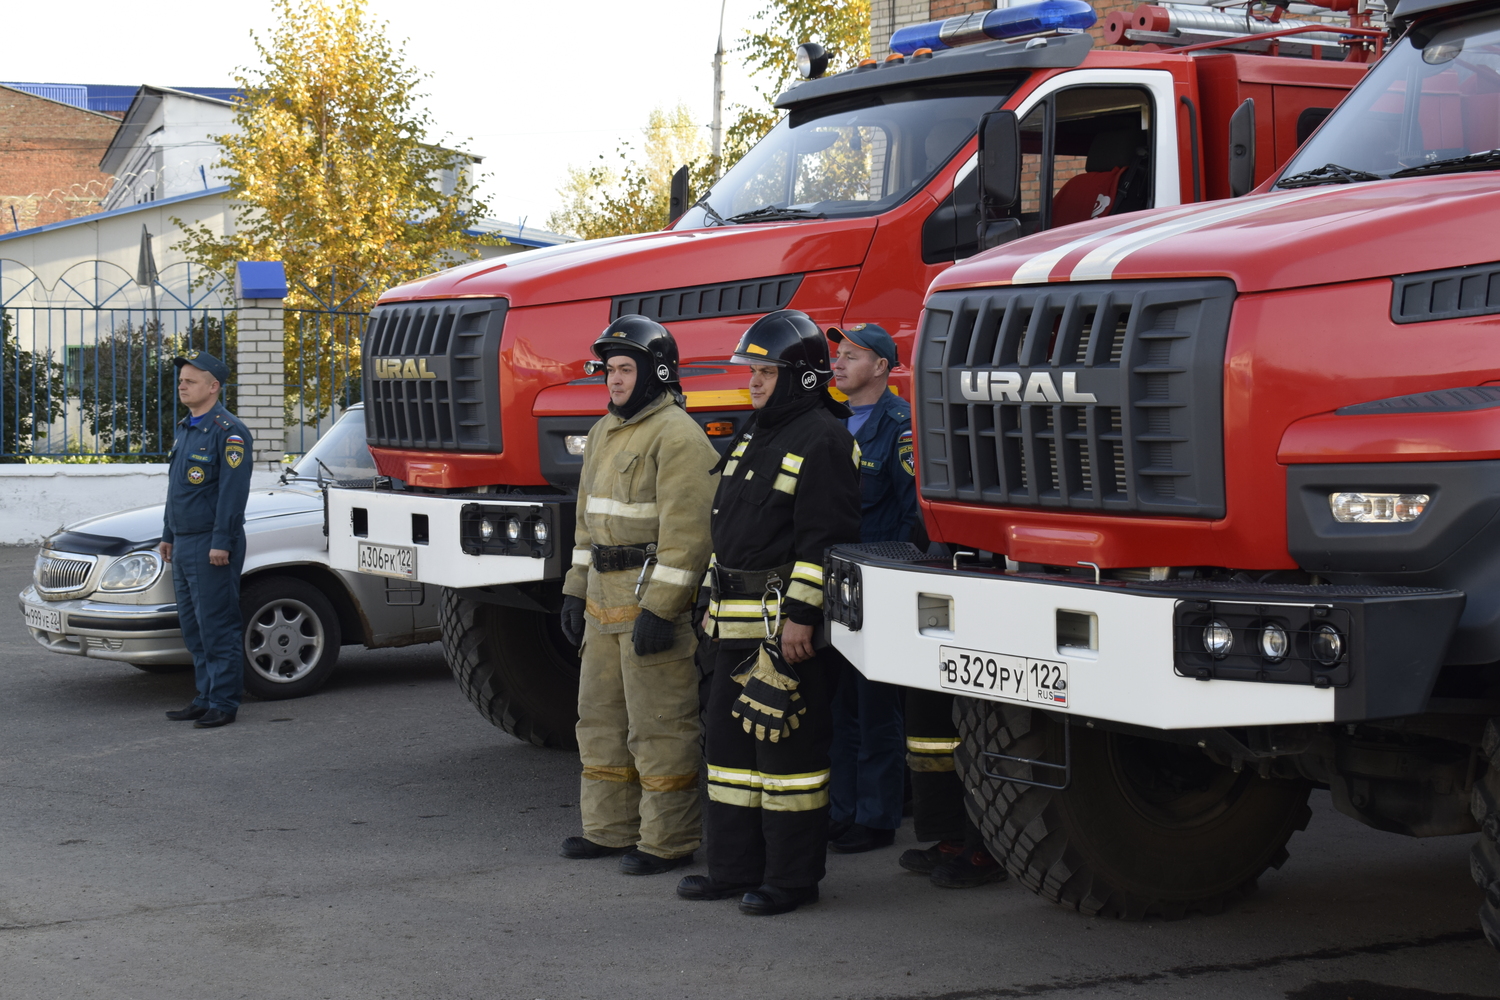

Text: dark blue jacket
xmin=850 ymin=389 xmax=920 ymax=544
xmin=162 ymin=402 xmax=253 ymax=549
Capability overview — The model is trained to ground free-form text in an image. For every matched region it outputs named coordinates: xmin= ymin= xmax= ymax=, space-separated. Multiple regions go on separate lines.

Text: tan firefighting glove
xmin=730 ymin=639 xmax=806 ymax=742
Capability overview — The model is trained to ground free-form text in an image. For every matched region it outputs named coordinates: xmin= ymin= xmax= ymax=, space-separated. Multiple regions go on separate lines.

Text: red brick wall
xmin=0 ymin=86 xmax=119 ymax=230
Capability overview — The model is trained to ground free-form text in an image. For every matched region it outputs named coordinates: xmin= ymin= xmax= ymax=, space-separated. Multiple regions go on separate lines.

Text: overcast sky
xmin=4 ymin=0 xmax=780 ymax=233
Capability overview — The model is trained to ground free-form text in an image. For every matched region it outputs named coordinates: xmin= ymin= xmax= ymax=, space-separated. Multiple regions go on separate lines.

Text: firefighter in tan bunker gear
xmin=558 ymin=315 xmax=720 ymax=876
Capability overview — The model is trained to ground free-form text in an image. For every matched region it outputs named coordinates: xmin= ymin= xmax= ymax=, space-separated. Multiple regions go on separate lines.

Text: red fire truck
xmin=326 ymin=4 xmax=1373 ymax=756
xmin=819 ymin=0 xmax=1500 ymax=940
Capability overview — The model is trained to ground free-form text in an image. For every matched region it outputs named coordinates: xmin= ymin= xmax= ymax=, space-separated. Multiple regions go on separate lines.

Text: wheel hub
xmin=244 ymin=598 xmax=324 ymax=684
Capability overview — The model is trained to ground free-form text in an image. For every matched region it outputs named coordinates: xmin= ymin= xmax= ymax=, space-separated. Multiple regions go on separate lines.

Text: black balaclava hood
xmin=603 ymin=346 xmax=669 ymax=420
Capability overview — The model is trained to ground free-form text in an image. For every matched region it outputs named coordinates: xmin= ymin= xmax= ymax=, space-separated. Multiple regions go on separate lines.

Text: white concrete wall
xmin=0 ymin=464 xmax=280 ymax=545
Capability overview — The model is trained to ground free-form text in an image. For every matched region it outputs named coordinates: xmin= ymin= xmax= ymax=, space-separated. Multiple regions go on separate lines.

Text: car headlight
xmin=1329 ymin=492 xmax=1429 ymax=523
xmin=99 ymin=551 xmax=163 ymax=592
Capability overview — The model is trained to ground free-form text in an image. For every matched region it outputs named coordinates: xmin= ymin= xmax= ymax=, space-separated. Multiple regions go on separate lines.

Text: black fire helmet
xmin=588 ymin=314 xmax=680 ymax=385
xmin=729 ymin=309 xmax=833 ymax=396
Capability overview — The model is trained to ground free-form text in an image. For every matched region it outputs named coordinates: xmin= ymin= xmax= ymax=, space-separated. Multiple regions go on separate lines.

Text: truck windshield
xmin=286 ymin=408 xmax=376 ymax=483
xmin=675 ymin=80 xmax=1020 ymax=227
xmin=1277 ymin=12 xmax=1500 ymax=186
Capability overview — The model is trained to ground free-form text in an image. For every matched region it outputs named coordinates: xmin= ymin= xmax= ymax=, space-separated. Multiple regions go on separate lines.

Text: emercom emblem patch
xmin=187 ymin=466 xmax=206 ymax=485
xmin=226 ymin=444 xmax=244 ymax=469
xmin=898 ymin=430 xmax=915 ymax=477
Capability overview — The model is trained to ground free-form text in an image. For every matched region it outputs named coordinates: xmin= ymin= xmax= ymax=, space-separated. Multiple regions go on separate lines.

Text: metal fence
xmin=1 ymin=260 xmax=234 ymax=460
xmin=283 ymin=271 xmax=368 ymax=456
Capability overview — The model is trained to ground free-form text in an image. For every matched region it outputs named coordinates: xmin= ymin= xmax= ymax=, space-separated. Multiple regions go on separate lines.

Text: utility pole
xmin=712 ymin=0 xmax=727 ymax=178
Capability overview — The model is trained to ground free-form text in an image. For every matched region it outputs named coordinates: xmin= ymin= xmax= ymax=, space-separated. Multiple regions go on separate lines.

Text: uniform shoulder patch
xmin=898 ymin=431 xmax=915 ymax=476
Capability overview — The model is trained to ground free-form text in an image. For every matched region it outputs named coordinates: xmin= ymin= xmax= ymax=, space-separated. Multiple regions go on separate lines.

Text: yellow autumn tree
xmin=176 ymin=0 xmax=495 ymax=424
xmin=548 ymin=104 xmax=712 ymax=240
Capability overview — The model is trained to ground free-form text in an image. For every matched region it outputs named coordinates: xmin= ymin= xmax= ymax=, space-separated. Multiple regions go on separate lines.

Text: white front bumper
xmin=830 ymin=562 xmax=1336 ymax=730
xmin=326 ymin=488 xmax=561 ymax=589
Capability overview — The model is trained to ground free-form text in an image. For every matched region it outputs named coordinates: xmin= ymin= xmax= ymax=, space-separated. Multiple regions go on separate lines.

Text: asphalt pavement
xmin=3 ymin=544 xmax=1498 ymax=1000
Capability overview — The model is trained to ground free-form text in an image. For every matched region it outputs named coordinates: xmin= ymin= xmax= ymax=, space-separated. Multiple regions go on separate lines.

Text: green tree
xmin=548 ymin=104 xmax=713 ymax=239
xmin=725 ymin=0 xmax=871 ymax=166
xmin=0 ymin=310 xmax=66 ymax=461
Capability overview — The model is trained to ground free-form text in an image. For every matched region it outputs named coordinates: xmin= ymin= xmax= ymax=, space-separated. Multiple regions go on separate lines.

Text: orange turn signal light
xmin=704 ymin=421 xmax=735 ymax=437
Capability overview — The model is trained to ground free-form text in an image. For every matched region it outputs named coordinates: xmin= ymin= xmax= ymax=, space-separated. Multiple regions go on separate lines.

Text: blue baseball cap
xmin=173 ymin=350 xmax=230 ymax=385
xmin=828 ymin=323 xmax=899 ymax=369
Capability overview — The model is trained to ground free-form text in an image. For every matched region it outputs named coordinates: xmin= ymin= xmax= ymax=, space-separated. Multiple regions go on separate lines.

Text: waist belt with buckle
xmin=712 ymin=561 xmax=796 ymax=599
xmin=592 ymin=542 xmax=656 ymax=573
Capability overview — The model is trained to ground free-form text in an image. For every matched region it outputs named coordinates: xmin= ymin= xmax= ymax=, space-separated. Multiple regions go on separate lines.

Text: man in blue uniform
xmin=825 ymin=323 xmax=919 ymax=854
xmin=156 ymin=351 xmax=253 ymax=729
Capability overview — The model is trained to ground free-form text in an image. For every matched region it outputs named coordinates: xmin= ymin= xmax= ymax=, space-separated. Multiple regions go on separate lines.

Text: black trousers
xmin=905 ymin=688 xmax=979 ymax=847
xmin=704 ymin=639 xmax=837 ymax=888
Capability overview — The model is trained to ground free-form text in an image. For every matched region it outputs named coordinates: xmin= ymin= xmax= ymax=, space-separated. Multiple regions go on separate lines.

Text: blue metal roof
xmin=0 ymin=187 xmax=231 ymax=244
xmin=0 ymin=82 xmax=240 ymax=113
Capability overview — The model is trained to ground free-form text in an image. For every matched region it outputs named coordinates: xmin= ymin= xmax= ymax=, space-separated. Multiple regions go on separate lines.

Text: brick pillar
xmin=233 ymin=261 xmax=288 ymax=469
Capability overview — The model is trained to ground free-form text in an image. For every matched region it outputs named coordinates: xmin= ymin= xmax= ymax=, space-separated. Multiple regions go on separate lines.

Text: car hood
xmin=933 ymin=174 xmax=1500 ymax=294
xmin=379 ymin=218 xmax=878 ymax=307
xmin=46 ymin=486 xmax=322 ymax=555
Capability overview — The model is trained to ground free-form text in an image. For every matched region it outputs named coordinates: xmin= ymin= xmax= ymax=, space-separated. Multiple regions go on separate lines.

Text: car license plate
xmin=938 ymin=645 xmax=1069 ymax=708
xmin=24 ymin=604 xmax=63 ymax=633
xmin=357 ymin=542 xmax=416 ymax=580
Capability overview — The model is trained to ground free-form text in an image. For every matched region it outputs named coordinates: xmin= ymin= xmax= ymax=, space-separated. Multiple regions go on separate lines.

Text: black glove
xmin=730 ymin=639 xmax=805 ymax=743
xmin=632 ymin=608 xmax=677 ymax=657
xmin=560 ymin=595 xmax=585 ymax=648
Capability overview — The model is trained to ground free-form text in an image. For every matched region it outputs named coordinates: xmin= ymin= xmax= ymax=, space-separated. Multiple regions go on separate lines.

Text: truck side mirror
xmin=978 ymin=111 xmax=1020 ymax=209
xmin=1228 ymin=100 xmax=1255 ymax=198
xmin=668 ymin=165 xmax=690 ymax=224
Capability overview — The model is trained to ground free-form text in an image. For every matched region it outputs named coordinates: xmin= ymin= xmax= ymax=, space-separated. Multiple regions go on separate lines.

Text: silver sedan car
xmin=17 ymin=405 xmax=439 ymax=699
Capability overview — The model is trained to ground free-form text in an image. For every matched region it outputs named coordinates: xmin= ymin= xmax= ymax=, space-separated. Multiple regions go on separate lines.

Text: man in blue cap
xmin=156 ymin=351 xmax=253 ymax=728
xmin=825 ymin=323 xmax=918 ymax=854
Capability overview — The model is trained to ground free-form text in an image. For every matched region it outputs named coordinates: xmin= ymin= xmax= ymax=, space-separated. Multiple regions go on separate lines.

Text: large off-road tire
xmin=440 ymin=588 xmax=581 ymax=749
xmin=240 ymin=576 xmax=342 ymax=700
xmin=1467 ymin=718 xmax=1500 ymax=949
xmin=956 ymin=699 xmax=1312 ymax=919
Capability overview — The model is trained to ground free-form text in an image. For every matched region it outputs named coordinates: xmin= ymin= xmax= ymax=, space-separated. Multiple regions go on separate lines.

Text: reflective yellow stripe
xmin=772 ymin=473 xmax=797 ymax=495
xmin=707 ymin=784 xmax=761 ymax=808
xmin=787 ymin=581 xmax=823 ymax=607
xmin=585 ymin=496 xmax=659 ymax=519
xmin=791 ymin=561 xmax=823 ymax=585
xmin=649 ymin=562 xmax=698 ymax=587
xmin=723 ymin=460 xmax=739 ymax=476
xmin=572 ymin=547 xmax=591 ymax=566
xmin=731 ymin=441 xmax=749 ymax=457
xmin=583 ymin=764 xmax=640 ymax=784
xmin=906 ymin=737 xmax=961 ymax=753
xmin=852 ymin=441 xmax=862 ymax=467
xmin=711 ymin=599 xmax=769 ymax=618
xmin=640 ymin=772 xmax=698 ymax=792
xmin=712 ymin=619 xmax=783 ymax=639
xmin=780 ymin=452 xmax=804 ymax=473
xmin=763 ymin=789 xmax=829 ymax=812
xmin=707 ymin=766 xmax=763 ymax=788
xmin=759 ymin=769 xmax=829 ymax=790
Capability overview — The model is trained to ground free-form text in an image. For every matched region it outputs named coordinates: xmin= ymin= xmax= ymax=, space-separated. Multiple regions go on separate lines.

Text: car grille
xmin=363 ymin=299 xmax=508 ymax=452
xmin=36 ymin=552 xmax=97 ymax=594
xmin=916 ymin=280 xmax=1235 ymax=518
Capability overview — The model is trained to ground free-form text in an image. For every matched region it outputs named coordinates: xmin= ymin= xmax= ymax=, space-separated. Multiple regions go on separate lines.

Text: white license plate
xmin=357 ymin=542 xmax=417 ymax=580
xmin=24 ymin=604 xmax=62 ymax=633
xmin=938 ymin=645 xmax=1069 ymax=708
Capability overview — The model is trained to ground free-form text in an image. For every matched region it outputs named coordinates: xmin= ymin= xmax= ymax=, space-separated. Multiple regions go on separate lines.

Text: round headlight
xmin=99 ymin=551 xmax=163 ymax=592
xmin=840 ymin=577 xmax=852 ymax=605
xmin=479 ymin=518 xmax=495 ymax=542
xmin=532 ymin=520 xmax=549 ymax=544
xmin=1312 ymin=624 xmax=1344 ymax=665
xmin=505 ymin=518 xmax=522 ymax=543
xmin=796 ymin=42 xmax=829 ymax=80
xmin=1260 ymin=623 xmax=1289 ymax=663
xmin=1203 ymin=620 xmax=1234 ymax=658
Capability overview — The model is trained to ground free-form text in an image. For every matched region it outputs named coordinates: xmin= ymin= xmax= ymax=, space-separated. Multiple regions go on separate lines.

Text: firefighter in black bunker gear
xmin=558 ymin=315 xmax=720 ymax=875
xmin=676 ymin=309 xmax=862 ymax=916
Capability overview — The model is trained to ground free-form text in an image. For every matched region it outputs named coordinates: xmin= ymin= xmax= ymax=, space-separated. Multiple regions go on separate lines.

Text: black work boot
xmin=929 ymin=847 xmax=1008 ymax=889
xmin=559 ymin=836 xmax=632 ymax=860
xmin=619 ymin=848 xmax=694 ymax=876
xmin=193 ymin=709 xmax=236 ymax=728
xmin=677 ymin=875 xmax=759 ymax=901
xmin=898 ymin=839 xmax=964 ymax=875
xmin=739 ymin=883 xmax=819 ymax=916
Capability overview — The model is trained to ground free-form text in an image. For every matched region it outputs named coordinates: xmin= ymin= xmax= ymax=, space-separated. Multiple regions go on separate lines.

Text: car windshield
xmin=287 ymin=409 xmax=376 ymax=482
xmin=673 ymin=80 xmax=1019 ymax=228
xmin=1278 ymin=12 xmax=1500 ymax=185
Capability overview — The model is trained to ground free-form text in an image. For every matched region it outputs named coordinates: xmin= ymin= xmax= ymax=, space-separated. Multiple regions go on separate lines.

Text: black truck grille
xmin=916 ymin=280 xmax=1234 ymax=518
xmin=362 ymin=299 xmax=507 ymax=452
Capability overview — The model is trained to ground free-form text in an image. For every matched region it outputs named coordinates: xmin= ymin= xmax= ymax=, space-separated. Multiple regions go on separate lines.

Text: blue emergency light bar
xmin=889 ymin=0 xmax=1098 ymax=56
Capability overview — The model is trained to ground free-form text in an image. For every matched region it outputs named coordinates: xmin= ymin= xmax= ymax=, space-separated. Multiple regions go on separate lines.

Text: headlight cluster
xmin=1200 ymin=618 xmax=1342 ymax=667
xmin=460 ymin=503 xmax=557 ymax=560
xmin=477 ymin=517 xmax=547 ymax=545
xmin=1176 ymin=600 xmax=1351 ymax=688
xmin=1329 ymin=492 xmax=1429 ymax=524
xmin=99 ymin=551 xmax=163 ymax=592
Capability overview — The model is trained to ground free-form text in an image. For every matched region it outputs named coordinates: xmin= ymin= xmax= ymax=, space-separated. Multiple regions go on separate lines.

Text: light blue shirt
xmin=846 ymin=402 xmax=877 ymax=436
